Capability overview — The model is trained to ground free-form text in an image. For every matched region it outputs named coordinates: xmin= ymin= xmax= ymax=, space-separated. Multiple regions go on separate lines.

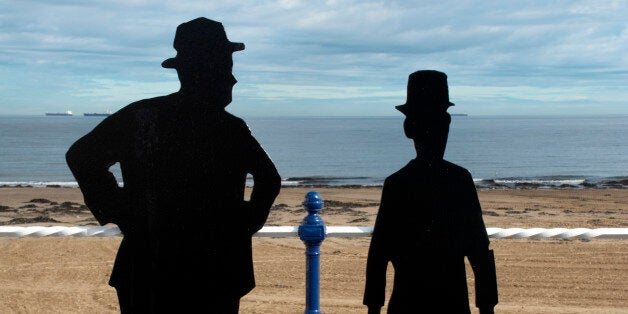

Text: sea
xmin=0 ymin=114 xmax=626 ymax=189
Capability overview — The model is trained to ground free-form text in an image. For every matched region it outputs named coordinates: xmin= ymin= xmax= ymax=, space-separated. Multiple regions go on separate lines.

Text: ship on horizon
xmin=84 ymin=112 xmax=111 ymax=117
xmin=45 ymin=110 xmax=73 ymax=116
xmin=84 ymin=109 xmax=112 ymax=117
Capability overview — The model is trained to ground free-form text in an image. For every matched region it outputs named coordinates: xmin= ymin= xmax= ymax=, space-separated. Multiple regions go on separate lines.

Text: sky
xmin=1 ymin=0 xmax=627 ymax=117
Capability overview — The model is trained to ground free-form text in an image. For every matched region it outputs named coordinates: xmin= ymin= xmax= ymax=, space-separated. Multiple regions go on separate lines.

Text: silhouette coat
xmin=66 ymin=18 xmax=281 ymax=312
xmin=363 ymin=70 xmax=498 ymax=314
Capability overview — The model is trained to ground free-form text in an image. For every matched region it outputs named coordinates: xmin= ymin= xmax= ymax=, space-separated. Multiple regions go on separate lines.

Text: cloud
xmin=243 ymin=83 xmax=404 ymax=101
xmin=72 ymin=78 xmax=179 ymax=102
xmin=1 ymin=0 xmax=627 ymax=115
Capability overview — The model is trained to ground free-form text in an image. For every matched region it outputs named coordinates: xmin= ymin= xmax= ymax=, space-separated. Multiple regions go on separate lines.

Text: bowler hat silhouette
xmin=162 ymin=17 xmax=245 ymax=69
xmin=395 ymin=70 xmax=455 ymax=116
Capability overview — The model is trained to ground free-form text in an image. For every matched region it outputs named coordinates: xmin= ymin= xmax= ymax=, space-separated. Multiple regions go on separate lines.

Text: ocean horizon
xmin=0 ymin=114 xmax=626 ymax=189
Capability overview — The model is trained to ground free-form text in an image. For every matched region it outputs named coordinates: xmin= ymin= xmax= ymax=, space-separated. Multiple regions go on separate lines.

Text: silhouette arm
xmin=244 ymin=133 xmax=281 ymax=234
xmin=463 ymin=171 xmax=498 ymax=311
xmin=65 ymin=115 xmax=127 ymax=226
xmin=469 ymin=249 xmax=498 ymax=313
xmin=363 ymin=181 xmax=393 ymax=309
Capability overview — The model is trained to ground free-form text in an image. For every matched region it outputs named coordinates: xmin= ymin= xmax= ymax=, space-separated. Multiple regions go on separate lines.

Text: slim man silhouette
xmin=66 ymin=17 xmax=281 ymax=313
xmin=363 ymin=70 xmax=498 ymax=314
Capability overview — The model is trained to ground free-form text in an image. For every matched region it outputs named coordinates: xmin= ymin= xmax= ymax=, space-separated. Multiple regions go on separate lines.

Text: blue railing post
xmin=298 ymin=191 xmax=326 ymax=314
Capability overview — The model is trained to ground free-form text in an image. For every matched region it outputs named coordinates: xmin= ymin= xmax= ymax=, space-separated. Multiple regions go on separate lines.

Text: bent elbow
xmin=65 ymin=140 xmax=84 ymax=168
xmin=65 ymin=139 xmax=91 ymax=173
xmin=272 ymin=171 xmax=282 ymax=189
xmin=65 ymin=143 xmax=80 ymax=169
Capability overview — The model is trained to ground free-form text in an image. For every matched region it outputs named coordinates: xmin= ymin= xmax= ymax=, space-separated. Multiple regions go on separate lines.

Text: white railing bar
xmin=0 ymin=226 xmax=627 ymax=239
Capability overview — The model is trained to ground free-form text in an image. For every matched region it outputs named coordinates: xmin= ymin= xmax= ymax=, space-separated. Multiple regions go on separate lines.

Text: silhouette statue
xmin=66 ymin=17 xmax=281 ymax=313
xmin=363 ymin=70 xmax=498 ymax=314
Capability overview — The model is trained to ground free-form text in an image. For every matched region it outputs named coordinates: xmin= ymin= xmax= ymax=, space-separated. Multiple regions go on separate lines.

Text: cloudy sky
xmin=1 ymin=0 xmax=626 ymax=116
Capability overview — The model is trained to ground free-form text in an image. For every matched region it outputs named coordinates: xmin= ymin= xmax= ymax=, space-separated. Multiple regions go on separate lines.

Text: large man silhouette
xmin=66 ymin=18 xmax=281 ymax=313
xmin=363 ymin=70 xmax=498 ymax=313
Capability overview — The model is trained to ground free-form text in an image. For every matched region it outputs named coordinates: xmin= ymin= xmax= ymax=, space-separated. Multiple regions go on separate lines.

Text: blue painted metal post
xmin=298 ymin=191 xmax=326 ymax=314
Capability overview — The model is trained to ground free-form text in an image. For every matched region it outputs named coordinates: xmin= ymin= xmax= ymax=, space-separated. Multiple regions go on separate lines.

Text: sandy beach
xmin=0 ymin=186 xmax=626 ymax=313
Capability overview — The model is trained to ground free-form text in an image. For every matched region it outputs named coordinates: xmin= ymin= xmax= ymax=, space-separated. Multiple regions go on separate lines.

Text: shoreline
xmin=1 ymin=175 xmax=627 ymax=190
xmin=1 ymin=187 xmax=626 ymax=229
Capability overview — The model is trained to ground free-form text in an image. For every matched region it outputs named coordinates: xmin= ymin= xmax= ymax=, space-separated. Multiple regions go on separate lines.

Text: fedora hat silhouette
xmin=395 ymin=70 xmax=454 ymax=116
xmin=162 ymin=17 xmax=244 ymax=69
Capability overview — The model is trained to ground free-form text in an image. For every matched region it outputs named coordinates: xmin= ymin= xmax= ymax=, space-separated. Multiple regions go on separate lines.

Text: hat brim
xmin=161 ymin=41 xmax=245 ymax=69
xmin=395 ymin=102 xmax=455 ymax=115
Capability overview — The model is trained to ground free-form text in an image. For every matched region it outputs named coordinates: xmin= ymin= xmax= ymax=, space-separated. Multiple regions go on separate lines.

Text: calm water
xmin=0 ymin=114 xmax=626 ymax=188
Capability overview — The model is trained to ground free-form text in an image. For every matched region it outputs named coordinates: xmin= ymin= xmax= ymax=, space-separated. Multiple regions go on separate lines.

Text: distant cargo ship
xmin=84 ymin=112 xmax=111 ymax=117
xmin=84 ymin=109 xmax=112 ymax=117
xmin=45 ymin=110 xmax=73 ymax=116
xmin=451 ymin=113 xmax=468 ymax=116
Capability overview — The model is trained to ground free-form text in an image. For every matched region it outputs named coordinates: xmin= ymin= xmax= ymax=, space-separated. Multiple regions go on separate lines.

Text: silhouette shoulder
xmin=384 ymin=164 xmax=411 ymax=184
xmin=384 ymin=160 xmax=473 ymax=184
xmin=443 ymin=160 xmax=469 ymax=174
xmin=116 ymin=94 xmax=177 ymax=115
xmin=222 ymin=111 xmax=247 ymax=124
xmin=443 ymin=160 xmax=474 ymax=181
xmin=218 ymin=111 xmax=252 ymax=133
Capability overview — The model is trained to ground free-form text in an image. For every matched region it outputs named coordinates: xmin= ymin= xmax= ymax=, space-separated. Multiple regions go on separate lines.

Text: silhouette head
xmin=162 ymin=17 xmax=245 ymax=107
xmin=397 ymin=70 xmax=454 ymax=160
